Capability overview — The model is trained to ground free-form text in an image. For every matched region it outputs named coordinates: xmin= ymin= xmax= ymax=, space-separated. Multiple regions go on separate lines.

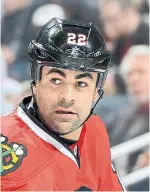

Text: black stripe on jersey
xmin=111 ymin=163 xmax=125 ymax=191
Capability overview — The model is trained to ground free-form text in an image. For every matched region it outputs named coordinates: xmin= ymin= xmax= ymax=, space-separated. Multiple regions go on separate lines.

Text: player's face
xmin=33 ymin=66 xmax=99 ymax=135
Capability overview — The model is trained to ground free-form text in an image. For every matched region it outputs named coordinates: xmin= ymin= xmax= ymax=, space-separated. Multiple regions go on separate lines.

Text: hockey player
xmin=1 ymin=18 xmax=125 ymax=191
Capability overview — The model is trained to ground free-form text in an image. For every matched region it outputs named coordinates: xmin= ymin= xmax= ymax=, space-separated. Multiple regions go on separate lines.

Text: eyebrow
xmin=75 ymin=73 xmax=94 ymax=81
xmin=46 ymin=68 xmax=66 ymax=78
xmin=46 ymin=68 xmax=93 ymax=81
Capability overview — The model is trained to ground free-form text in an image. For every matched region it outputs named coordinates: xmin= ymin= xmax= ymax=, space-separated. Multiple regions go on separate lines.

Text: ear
xmin=93 ymin=88 xmax=99 ymax=103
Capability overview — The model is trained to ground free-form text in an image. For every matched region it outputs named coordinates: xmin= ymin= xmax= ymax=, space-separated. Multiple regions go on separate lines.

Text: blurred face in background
xmin=125 ymin=55 xmax=149 ymax=104
xmin=100 ymin=1 xmax=128 ymax=40
xmin=3 ymin=0 xmax=30 ymax=14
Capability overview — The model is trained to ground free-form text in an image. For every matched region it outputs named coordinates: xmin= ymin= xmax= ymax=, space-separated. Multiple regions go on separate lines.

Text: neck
xmin=60 ymin=126 xmax=83 ymax=140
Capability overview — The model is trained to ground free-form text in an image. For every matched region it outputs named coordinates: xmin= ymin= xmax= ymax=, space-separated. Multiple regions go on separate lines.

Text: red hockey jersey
xmin=1 ymin=101 xmax=124 ymax=191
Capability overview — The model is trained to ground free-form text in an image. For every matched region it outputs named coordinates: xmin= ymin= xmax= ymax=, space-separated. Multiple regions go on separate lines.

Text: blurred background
xmin=1 ymin=0 xmax=149 ymax=190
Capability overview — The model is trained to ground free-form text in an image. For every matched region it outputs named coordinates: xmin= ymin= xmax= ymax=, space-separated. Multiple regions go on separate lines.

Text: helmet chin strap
xmin=44 ymin=89 xmax=104 ymax=136
xmin=30 ymin=81 xmax=104 ymax=137
xmin=57 ymin=89 xmax=104 ymax=136
xmin=73 ymin=89 xmax=103 ymax=130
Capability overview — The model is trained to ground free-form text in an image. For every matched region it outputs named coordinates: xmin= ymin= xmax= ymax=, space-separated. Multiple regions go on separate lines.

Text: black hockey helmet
xmin=28 ymin=17 xmax=111 ymax=94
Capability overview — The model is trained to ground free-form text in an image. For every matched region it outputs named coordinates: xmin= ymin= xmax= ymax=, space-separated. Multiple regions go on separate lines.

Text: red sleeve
xmin=96 ymin=117 xmax=125 ymax=191
xmin=99 ymin=162 xmax=125 ymax=191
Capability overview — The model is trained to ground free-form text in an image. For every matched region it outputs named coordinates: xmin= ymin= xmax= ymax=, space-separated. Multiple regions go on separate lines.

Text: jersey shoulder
xmin=1 ymin=110 xmax=56 ymax=185
xmin=86 ymin=114 xmax=108 ymax=135
xmin=1 ymin=109 xmax=26 ymax=136
xmin=85 ymin=114 xmax=111 ymax=151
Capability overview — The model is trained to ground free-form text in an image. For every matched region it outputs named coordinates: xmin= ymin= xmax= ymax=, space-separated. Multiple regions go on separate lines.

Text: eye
xmin=51 ymin=78 xmax=62 ymax=85
xmin=76 ymin=81 xmax=88 ymax=87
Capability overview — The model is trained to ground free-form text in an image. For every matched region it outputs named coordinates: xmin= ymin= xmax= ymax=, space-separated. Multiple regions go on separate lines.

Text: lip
xmin=54 ymin=111 xmax=77 ymax=122
xmin=54 ymin=108 xmax=77 ymax=121
xmin=55 ymin=108 xmax=77 ymax=114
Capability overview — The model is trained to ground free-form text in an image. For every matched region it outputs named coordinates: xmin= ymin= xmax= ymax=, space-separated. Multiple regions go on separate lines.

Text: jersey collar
xmin=17 ymin=96 xmax=84 ymax=167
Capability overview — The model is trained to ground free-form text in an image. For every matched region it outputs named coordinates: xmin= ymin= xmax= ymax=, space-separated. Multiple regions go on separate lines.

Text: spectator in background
xmin=60 ymin=0 xmax=100 ymax=27
xmin=2 ymin=0 xmax=59 ymax=81
xmin=31 ymin=0 xmax=101 ymax=31
xmin=105 ymin=46 xmax=149 ymax=190
xmin=31 ymin=3 xmax=67 ymax=30
xmin=1 ymin=78 xmax=22 ymax=114
xmin=98 ymin=0 xmax=149 ymax=65
xmin=106 ymin=45 xmax=149 ymax=147
xmin=94 ymin=67 xmax=127 ymax=122
xmin=1 ymin=0 xmax=74 ymax=81
xmin=1 ymin=0 xmax=35 ymax=81
xmin=18 ymin=80 xmax=32 ymax=101
xmin=1 ymin=80 xmax=32 ymax=115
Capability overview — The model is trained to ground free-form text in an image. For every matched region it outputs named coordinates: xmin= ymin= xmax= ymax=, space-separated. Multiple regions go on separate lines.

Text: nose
xmin=59 ymin=84 xmax=77 ymax=103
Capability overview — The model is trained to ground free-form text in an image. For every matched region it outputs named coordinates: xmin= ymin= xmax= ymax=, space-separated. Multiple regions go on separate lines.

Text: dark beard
xmin=34 ymin=97 xmax=82 ymax=136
